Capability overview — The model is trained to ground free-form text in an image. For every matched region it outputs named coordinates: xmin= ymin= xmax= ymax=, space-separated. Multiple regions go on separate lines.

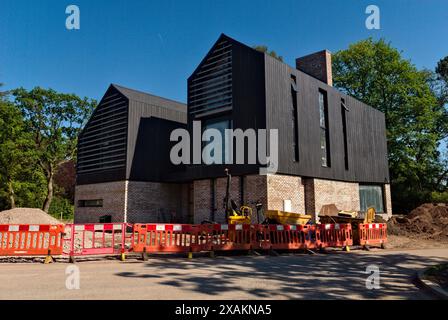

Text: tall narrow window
xmin=341 ymin=98 xmax=349 ymax=170
xmin=319 ymin=90 xmax=330 ymax=167
xmin=291 ymin=75 xmax=299 ymax=162
xmin=202 ymin=118 xmax=232 ymax=164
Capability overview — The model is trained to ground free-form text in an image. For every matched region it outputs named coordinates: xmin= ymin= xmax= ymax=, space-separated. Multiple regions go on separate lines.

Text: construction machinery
xmin=318 ymin=204 xmax=376 ymax=225
xmin=224 ymin=169 xmax=312 ymax=225
xmin=264 ymin=210 xmax=312 ymax=225
xmin=224 ymin=169 xmax=253 ymax=224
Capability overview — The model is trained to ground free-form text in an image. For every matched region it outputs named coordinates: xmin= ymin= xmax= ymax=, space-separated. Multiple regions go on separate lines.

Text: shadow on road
xmin=114 ymin=251 xmax=446 ymax=299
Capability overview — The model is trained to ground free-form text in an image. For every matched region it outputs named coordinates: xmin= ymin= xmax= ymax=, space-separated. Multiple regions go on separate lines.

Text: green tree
xmin=332 ymin=38 xmax=447 ymax=211
xmin=253 ymin=45 xmax=283 ymax=62
xmin=0 ymin=93 xmax=35 ymax=208
xmin=12 ymin=87 xmax=96 ymax=212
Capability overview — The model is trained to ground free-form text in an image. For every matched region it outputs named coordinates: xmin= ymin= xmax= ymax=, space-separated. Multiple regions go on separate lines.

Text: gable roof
xmin=111 ymin=84 xmax=186 ymax=113
xmin=188 ymin=33 xmax=263 ymax=80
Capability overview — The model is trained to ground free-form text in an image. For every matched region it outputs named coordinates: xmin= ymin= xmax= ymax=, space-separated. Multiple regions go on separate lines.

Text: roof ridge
xmin=111 ymin=83 xmax=186 ymax=106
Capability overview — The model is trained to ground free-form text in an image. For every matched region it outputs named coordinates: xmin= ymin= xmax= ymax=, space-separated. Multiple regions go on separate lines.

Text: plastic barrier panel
xmin=252 ymin=224 xmax=318 ymax=250
xmin=358 ymin=223 xmax=387 ymax=247
xmin=317 ymin=223 xmax=353 ymax=249
xmin=207 ymin=224 xmax=253 ymax=251
xmin=63 ymin=223 xmax=132 ymax=258
xmin=133 ymin=224 xmax=202 ymax=253
xmin=0 ymin=224 xmax=64 ymax=256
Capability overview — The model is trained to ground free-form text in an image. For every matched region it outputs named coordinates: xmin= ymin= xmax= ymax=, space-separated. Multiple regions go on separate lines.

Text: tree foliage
xmin=11 ymin=87 xmax=96 ymax=212
xmin=253 ymin=45 xmax=283 ymax=62
xmin=333 ymin=38 xmax=448 ymax=212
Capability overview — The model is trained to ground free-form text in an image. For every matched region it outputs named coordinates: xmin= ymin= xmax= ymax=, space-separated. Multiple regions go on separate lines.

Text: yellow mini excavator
xmin=224 ymin=169 xmax=253 ymax=224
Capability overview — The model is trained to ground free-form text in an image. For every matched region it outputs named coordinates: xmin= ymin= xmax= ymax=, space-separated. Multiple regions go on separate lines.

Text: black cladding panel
xmin=77 ymin=86 xmax=128 ymax=177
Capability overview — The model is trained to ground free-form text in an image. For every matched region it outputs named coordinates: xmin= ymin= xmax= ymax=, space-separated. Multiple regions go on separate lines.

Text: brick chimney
xmin=296 ymin=50 xmax=333 ymax=86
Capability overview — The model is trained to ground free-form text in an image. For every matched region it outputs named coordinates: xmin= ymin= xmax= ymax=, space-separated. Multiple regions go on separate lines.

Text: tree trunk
xmin=42 ymin=170 xmax=54 ymax=213
xmin=7 ymin=177 xmax=16 ymax=209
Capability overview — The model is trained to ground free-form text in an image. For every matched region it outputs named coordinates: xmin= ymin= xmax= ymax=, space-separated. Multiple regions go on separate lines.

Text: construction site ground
xmin=0 ymin=247 xmax=447 ymax=300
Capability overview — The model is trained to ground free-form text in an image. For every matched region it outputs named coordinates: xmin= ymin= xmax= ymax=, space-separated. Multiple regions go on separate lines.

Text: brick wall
xmin=76 ymin=176 xmax=392 ymax=224
xmin=75 ymin=180 xmax=188 ymax=223
xmin=74 ymin=181 xmax=127 ymax=223
xmin=266 ymin=174 xmax=305 ymax=214
xmin=192 ymin=179 xmax=212 ymax=224
xmin=244 ymin=174 xmax=268 ymax=222
xmin=384 ymin=183 xmax=393 ymax=218
xmin=311 ymin=178 xmax=360 ymax=221
xmin=296 ymin=50 xmax=333 ymax=86
xmin=126 ymin=181 xmax=187 ymax=223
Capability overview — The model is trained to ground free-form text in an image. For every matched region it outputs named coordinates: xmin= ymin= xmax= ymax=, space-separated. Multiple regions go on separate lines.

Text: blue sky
xmin=0 ymin=0 xmax=447 ymax=103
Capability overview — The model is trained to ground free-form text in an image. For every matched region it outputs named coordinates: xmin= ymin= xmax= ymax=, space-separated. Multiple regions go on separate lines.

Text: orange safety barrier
xmin=0 ymin=224 xmax=64 ymax=256
xmin=133 ymin=224 xmax=203 ymax=254
xmin=251 ymin=224 xmax=319 ymax=250
xmin=203 ymin=224 xmax=254 ymax=251
xmin=62 ymin=223 xmax=133 ymax=260
xmin=358 ymin=223 xmax=387 ymax=248
xmin=317 ymin=223 xmax=353 ymax=249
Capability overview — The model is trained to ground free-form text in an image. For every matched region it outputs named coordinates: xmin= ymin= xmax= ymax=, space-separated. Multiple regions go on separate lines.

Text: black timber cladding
xmin=77 ymin=84 xmax=187 ymax=185
xmin=77 ymin=85 xmax=128 ymax=176
xmin=264 ymin=54 xmax=389 ymax=183
xmin=116 ymin=84 xmax=187 ymax=179
xmin=77 ymin=34 xmax=389 ymax=185
xmin=186 ymin=34 xmax=389 ymax=184
xmin=189 ymin=37 xmax=233 ymax=117
xmin=185 ymin=34 xmax=266 ymax=179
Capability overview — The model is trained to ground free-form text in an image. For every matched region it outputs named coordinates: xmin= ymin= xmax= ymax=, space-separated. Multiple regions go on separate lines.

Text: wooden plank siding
xmin=264 ymin=53 xmax=389 ymax=183
xmin=77 ymin=84 xmax=187 ymax=185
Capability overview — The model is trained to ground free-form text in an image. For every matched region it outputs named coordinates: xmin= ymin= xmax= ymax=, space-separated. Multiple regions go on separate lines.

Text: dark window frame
xmin=341 ymin=98 xmax=349 ymax=170
xmin=78 ymin=199 xmax=103 ymax=208
xmin=291 ymin=75 xmax=299 ymax=162
xmin=359 ymin=184 xmax=386 ymax=213
xmin=202 ymin=116 xmax=233 ymax=164
xmin=318 ymin=89 xmax=331 ymax=167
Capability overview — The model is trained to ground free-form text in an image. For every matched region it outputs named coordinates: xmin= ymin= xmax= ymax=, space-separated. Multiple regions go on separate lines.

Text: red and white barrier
xmin=0 ymin=224 xmax=64 ymax=257
xmin=358 ymin=223 xmax=387 ymax=247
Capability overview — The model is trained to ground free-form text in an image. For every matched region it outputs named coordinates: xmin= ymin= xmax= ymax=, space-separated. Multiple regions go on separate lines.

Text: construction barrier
xmin=0 ymin=224 xmax=64 ymax=257
xmin=317 ymin=223 xmax=353 ymax=249
xmin=205 ymin=224 xmax=253 ymax=251
xmin=358 ymin=223 xmax=387 ymax=248
xmin=0 ymin=222 xmax=376 ymax=261
xmin=62 ymin=223 xmax=133 ymax=260
xmin=252 ymin=224 xmax=318 ymax=251
xmin=133 ymin=224 xmax=202 ymax=254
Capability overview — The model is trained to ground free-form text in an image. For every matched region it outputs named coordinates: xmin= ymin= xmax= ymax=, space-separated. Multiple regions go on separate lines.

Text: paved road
xmin=0 ymin=248 xmax=447 ymax=300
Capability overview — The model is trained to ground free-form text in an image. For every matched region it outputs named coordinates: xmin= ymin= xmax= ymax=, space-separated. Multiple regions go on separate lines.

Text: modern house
xmin=74 ymin=34 xmax=391 ymax=224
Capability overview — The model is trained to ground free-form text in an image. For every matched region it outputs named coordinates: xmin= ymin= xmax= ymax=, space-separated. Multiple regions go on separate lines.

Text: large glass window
xmin=319 ymin=90 xmax=330 ymax=167
xmin=203 ymin=118 xmax=232 ymax=164
xmin=359 ymin=185 xmax=384 ymax=213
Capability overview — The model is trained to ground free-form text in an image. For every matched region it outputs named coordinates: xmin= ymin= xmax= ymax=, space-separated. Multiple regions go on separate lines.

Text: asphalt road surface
xmin=0 ymin=248 xmax=447 ymax=300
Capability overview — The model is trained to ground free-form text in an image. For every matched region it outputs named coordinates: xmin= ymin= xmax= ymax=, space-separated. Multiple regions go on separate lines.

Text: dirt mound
xmin=387 ymin=203 xmax=448 ymax=240
xmin=0 ymin=208 xmax=61 ymax=225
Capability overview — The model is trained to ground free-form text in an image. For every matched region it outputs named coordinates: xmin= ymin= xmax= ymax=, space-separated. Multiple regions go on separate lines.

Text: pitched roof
xmin=111 ymin=84 xmax=186 ymax=113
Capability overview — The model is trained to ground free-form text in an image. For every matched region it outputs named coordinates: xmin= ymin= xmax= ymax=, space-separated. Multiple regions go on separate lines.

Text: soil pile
xmin=0 ymin=208 xmax=61 ymax=225
xmin=387 ymin=203 xmax=448 ymax=240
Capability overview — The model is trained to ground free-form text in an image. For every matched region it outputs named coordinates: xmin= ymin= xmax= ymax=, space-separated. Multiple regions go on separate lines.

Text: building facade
xmin=74 ymin=34 xmax=392 ymax=223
